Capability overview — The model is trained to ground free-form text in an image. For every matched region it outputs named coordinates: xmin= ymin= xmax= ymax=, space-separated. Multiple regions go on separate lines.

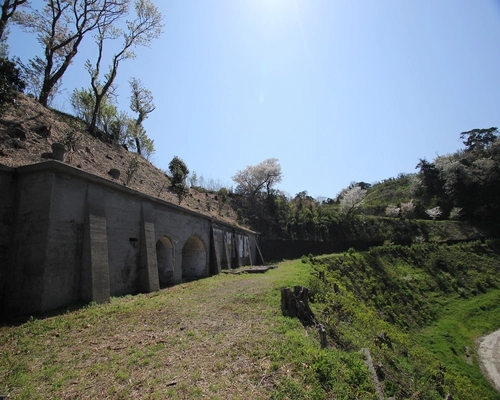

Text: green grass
xmin=416 ymin=289 xmax=500 ymax=398
xmin=307 ymin=240 xmax=500 ymax=399
xmin=0 ymin=260 xmax=377 ymax=399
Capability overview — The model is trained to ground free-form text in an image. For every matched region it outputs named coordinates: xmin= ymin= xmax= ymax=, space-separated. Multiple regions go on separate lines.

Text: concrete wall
xmin=4 ymin=169 xmax=54 ymax=316
xmin=1 ymin=161 xmax=259 ymax=319
xmin=0 ymin=166 xmax=15 ymax=314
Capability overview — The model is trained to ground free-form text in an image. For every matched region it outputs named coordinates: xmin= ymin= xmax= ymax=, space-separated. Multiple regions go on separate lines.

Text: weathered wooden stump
xmin=280 ymin=286 xmax=317 ymax=326
xmin=281 ymin=286 xmax=331 ymax=347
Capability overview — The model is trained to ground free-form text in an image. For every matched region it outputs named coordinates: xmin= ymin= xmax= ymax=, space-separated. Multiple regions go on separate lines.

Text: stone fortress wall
xmin=0 ymin=161 xmax=260 ymax=319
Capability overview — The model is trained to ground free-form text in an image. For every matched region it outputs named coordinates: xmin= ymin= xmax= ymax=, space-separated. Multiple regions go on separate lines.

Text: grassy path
xmin=2 ymin=261 xmax=356 ymax=399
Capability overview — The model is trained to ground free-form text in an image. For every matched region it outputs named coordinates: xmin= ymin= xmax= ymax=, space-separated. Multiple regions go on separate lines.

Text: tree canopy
xmin=86 ymin=0 xmax=163 ymax=134
xmin=232 ymin=158 xmax=282 ymax=198
xmin=169 ymin=156 xmax=189 ymax=203
xmin=17 ymin=0 xmax=128 ymax=106
xmin=0 ymin=56 xmax=24 ymax=112
xmin=0 ymin=0 xmax=27 ymax=41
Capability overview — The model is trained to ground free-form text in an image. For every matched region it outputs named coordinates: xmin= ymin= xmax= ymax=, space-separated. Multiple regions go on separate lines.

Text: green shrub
xmin=0 ymin=57 xmax=25 ymax=113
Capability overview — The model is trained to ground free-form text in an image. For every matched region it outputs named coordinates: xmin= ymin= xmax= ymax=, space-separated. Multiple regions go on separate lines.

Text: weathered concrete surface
xmin=0 ymin=166 xmax=15 ymax=313
xmin=81 ymin=184 xmax=110 ymax=305
xmin=0 ymin=161 xmax=260 ymax=319
xmin=3 ymin=169 xmax=54 ymax=316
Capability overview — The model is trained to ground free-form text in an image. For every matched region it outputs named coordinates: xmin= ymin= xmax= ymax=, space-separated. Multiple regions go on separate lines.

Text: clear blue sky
xmin=9 ymin=0 xmax=500 ymax=199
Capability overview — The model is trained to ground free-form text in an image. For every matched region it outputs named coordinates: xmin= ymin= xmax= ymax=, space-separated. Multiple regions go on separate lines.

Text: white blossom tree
xmin=385 ymin=204 xmax=400 ymax=218
xmin=400 ymin=200 xmax=416 ymax=220
xmin=339 ymin=185 xmax=366 ymax=218
xmin=425 ymin=206 xmax=443 ymax=220
xmin=232 ymin=158 xmax=282 ymax=198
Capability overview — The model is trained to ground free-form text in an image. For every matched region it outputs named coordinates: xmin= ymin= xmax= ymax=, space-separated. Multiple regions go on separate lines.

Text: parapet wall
xmin=0 ymin=161 xmax=260 ymax=319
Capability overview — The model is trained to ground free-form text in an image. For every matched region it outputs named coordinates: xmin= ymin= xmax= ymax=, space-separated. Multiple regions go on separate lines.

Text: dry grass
xmin=1 ymin=261 xmax=328 ymax=399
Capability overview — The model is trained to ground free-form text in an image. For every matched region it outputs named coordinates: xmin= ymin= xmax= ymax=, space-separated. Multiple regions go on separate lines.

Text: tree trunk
xmin=135 ymin=133 xmax=142 ymax=155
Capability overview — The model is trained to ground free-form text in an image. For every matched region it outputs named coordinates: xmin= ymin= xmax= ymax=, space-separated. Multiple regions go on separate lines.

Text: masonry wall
xmin=1 ymin=161 xmax=258 ymax=319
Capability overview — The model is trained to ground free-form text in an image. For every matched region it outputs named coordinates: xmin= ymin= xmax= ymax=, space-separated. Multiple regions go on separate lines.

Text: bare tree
xmin=0 ymin=0 xmax=27 ymax=41
xmin=87 ymin=0 xmax=162 ymax=135
xmin=129 ymin=77 xmax=155 ymax=155
xmin=17 ymin=0 xmax=128 ymax=106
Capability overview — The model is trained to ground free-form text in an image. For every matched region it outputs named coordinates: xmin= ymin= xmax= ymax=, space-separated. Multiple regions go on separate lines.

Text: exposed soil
xmin=0 ymin=94 xmax=243 ymax=227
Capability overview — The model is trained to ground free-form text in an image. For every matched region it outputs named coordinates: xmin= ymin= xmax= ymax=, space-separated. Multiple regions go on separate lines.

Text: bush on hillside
xmin=0 ymin=57 xmax=25 ymax=113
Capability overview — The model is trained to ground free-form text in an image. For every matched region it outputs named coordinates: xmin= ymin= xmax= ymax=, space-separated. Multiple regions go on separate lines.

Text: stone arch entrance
xmin=182 ymin=235 xmax=207 ymax=280
xmin=156 ymin=236 xmax=175 ymax=286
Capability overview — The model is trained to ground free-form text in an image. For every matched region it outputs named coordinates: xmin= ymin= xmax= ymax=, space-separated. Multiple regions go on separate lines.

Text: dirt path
xmin=478 ymin=329 xmax=500 ymax=392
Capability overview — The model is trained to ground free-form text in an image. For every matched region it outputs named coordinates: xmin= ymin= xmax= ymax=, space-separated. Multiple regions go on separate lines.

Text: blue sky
xmin=8 ymin=0 xmax=500 ymax=199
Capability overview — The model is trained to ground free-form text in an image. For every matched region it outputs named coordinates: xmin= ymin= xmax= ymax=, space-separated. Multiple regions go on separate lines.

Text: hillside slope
xmin=0 ymin=94 xmax=241 ymax=226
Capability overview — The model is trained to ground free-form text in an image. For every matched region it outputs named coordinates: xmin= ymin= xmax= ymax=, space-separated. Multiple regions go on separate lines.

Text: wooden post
xmin=318 ymin=324 xmax=327 ymax=348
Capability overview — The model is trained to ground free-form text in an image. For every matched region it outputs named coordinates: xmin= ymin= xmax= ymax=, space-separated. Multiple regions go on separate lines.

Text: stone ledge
xmin=221 ymin=265 xmax=277 ymax=275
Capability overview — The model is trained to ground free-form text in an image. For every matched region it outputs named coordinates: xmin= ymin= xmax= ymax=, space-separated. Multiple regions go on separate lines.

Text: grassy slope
xmin=308 ymin=240 xmax=500 ymax=399
xmin=0 ymin=262 xmax=377 ymax=400
xmin=417 ymin=290 xmax=500 ymax=396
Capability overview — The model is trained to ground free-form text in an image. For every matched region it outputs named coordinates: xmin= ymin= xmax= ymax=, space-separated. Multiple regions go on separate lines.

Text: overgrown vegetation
xmin=0 ymin=56 xmax=24 ymax=112
xmin=70 ymin=83 xmax=155 ymax=159
xmin=306 ymin=239 xmax=500 ymax=399
xmin=169 ymin=155 xmax=189 ymax=203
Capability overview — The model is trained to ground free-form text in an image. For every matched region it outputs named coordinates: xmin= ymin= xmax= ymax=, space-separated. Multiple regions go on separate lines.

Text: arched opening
xmin=182 ymin=235 xmax=207 ymax=280
xmin=156 ymin=236 xmax=174 ymax=286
